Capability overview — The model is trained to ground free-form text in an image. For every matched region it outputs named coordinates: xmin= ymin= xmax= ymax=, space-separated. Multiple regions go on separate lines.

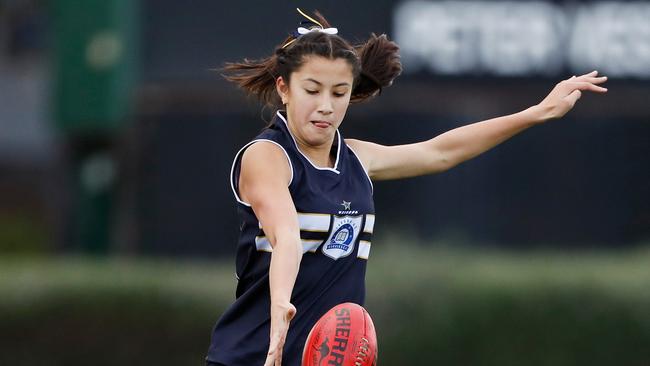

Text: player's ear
xmin=276 ymin=76 xmax=289 ymax=105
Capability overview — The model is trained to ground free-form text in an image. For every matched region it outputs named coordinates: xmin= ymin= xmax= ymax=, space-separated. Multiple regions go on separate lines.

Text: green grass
xmin=1 ymin=243 xmax=649 ymax=365
xmin=0 ymin=255 xmax=234 ymax=303
xmin=366 ymin=243 xmax=650 ymax=366
xmin=368 ymin=243 xmax=650 ymax=295
xmin=3 ymin=243 xmax=648 ymax=293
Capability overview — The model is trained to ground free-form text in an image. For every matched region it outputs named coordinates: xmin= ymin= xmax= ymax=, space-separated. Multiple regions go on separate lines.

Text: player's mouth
xmin=311 ymin=120 xmax=332 ymax=129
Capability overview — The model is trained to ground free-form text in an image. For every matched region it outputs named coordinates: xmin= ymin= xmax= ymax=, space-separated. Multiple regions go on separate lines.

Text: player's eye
xmin=305 ymin=89 xmax=318 ymax=95
xmin=333 ymin=92 xmax=346 ymax=97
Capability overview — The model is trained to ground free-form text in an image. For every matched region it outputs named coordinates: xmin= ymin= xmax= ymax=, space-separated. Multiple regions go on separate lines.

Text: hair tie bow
xmin=282 ymin=8 xmax=338 ymax=49
xmin=297 ymin=27 xmax=338 ymax=35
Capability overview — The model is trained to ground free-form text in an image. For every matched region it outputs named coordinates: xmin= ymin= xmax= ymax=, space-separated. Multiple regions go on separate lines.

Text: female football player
xmin=205 ymin=9 xmax=607 ymax=366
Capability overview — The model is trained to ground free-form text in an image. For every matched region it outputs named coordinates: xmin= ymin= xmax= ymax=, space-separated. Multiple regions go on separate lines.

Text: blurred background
xmin=1 ymin=0 xmax=649 ymax=365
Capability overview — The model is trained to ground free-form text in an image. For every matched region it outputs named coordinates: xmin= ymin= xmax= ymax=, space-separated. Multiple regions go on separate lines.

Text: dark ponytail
xmin=352 ymin=33 xmax=402 ymax=103
xmin=221 ymin=10 xmax=402 ymax=107
xmin=221 ymin=54 xmax=282 ymax=107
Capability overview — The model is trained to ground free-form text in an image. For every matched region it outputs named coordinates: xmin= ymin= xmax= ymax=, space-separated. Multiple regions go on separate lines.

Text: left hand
xmin=536 ymin=70 xmax=608 ymax=121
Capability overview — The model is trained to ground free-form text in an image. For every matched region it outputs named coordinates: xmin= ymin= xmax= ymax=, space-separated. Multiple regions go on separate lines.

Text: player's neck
xmin=296 ymin=140 xmax=336 ymax=169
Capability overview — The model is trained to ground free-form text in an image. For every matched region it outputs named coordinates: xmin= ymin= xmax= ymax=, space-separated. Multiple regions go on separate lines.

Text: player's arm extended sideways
xmin=239 ymin=141 xmax=300 ymax=365
xmin=347 ymin=71 xmax=607 ymax=181
xmin=347 ymin=106 xmax=543 ymax=180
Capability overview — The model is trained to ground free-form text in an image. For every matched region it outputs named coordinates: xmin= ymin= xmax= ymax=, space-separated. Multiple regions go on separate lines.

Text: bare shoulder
xmin=345 ymin=138 xmax=396 ymax=176
xmin=345 ymin=138 xmax=380 ymax=170
xmin=345 ymin=137 xmax=446 ymax=180
xmin=239 ymin=141 xmax=300 ymax=240
xmin=240 ymin=140 xmax=292 ymax=185
xmin=344 ymin=138 xmax=367 ymax=151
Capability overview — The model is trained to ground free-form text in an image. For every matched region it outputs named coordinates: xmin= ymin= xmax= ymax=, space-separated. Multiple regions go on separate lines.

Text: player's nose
xmin=318 ymin=94 xmax=334 ymax=115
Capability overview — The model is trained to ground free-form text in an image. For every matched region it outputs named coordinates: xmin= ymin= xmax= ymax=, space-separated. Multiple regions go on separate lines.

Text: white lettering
xmin=395 ymin=1 xmax=650 ymax=78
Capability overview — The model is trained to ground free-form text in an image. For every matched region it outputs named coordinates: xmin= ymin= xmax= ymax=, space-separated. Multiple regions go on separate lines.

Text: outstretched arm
xmin=347 ymin=71 xmax=608 ymax=181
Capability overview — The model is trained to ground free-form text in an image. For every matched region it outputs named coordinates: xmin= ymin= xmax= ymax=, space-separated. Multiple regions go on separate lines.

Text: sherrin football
xmin=302 ymin=302 xmax=378 ymax=366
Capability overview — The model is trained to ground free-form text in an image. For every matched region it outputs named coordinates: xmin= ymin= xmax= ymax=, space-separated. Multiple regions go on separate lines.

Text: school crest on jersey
xmin=323 ymin=215 xmax=363 ymax=260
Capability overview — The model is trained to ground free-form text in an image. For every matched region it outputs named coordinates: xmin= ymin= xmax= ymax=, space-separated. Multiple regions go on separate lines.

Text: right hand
xmin=263 ymin=302 xmax=297 ymax=366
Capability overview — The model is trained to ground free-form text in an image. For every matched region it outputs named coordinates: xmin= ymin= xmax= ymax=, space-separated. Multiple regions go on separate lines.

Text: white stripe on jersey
xmin=364 ymin=214 xmax=375 ymax=234
xmin=297 ymin=213 xmax=331 ymax=232
xmin=255 ymin=237 xmax=273 ymax=252
xmin=255 ymin=237 xmax=324 ymax=254
xmin=357 ymin=240 xmax=371 ymax=259
xmin=257 ymin=213 xmax=372 ymax=257
xmin=259 ymin=213 xmax=331 ymax=233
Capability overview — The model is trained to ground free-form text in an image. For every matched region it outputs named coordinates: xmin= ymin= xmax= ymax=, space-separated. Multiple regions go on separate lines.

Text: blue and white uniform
xmin=206 ymin=111 xmax=375 ymax=366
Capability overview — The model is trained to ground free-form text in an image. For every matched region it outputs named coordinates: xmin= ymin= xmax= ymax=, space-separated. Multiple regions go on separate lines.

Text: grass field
xmin=1 ymin=242 xmax=649 ymax=365
xmin=3 ymin=243 xmax=649 ymax=298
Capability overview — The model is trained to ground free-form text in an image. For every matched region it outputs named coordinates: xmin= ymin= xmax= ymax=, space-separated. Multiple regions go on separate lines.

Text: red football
xmin=302 ymin=302 xmax=378 ymax=366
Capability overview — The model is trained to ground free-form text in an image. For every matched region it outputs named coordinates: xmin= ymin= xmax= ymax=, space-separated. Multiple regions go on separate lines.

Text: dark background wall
xmin=1 ymin=0 xmax=648 ymax=257
xmin=127 ymin=1 xmax=648 ymax=256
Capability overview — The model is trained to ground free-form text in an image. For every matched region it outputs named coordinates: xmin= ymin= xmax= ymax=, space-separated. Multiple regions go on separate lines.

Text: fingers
xmin=573 ymin=71 xmax=607 ymax=83
xmin=275 ymin=346 xmax=283 ymax=366
xmin=263 ymin=352 xmax=274 ymax=366
xmin=264 ymin=345 xmax=283 ymax=366
xmin=567 ymin=70 xmax=595 ymax=80
xmin=264 ymin=304 xmax=295 ymax=366
xmin=264 ymin=334 xmax=280 ymax=366
xmin=572 ymin=81 xmax=608 ymax=93
xmin=578 ymin=70 xmax=598 ymax=77
xmin=565 ymin=89 xmax=582 ymax=106
xmin=568 ymin=70 xmax=607 ymax=81
xmin=560 ymin=70 xmax=608 ymax=97
xmin=263 ymin=346 xmax=275 ymax=366
xmin=564 ymin=80 xmax=607 ymax=93
xmin=576 ymin=76 xmax=608 ymax=85
xmin=587 ymin=76 xmax=608 ymax=85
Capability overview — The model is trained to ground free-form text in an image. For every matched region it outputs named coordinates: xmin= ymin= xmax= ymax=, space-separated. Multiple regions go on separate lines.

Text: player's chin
xmin=305 ymin=129 xmax=334 ymax=143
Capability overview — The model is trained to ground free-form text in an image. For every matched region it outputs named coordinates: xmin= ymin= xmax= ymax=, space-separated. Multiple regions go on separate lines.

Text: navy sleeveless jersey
xmin=206 ymin=111 xmax=375 ymax=365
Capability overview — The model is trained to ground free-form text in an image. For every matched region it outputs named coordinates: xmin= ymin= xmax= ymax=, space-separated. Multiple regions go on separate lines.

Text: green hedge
xmin=1 ymin=246 xmax=649 ymax=365
xmin=366 ymin=245 xmax=650 ymax=366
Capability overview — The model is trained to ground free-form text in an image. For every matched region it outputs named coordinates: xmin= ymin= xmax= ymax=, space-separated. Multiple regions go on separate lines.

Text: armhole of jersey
xmin=346 ymin=144 xmax=374 ymax=195
xmin=230 ymin=139 xmax=294 ymax=207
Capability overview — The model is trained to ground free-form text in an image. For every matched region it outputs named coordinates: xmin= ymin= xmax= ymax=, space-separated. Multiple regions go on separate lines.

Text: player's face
xmin=277 ymin=56 xmax=354 ymax=149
